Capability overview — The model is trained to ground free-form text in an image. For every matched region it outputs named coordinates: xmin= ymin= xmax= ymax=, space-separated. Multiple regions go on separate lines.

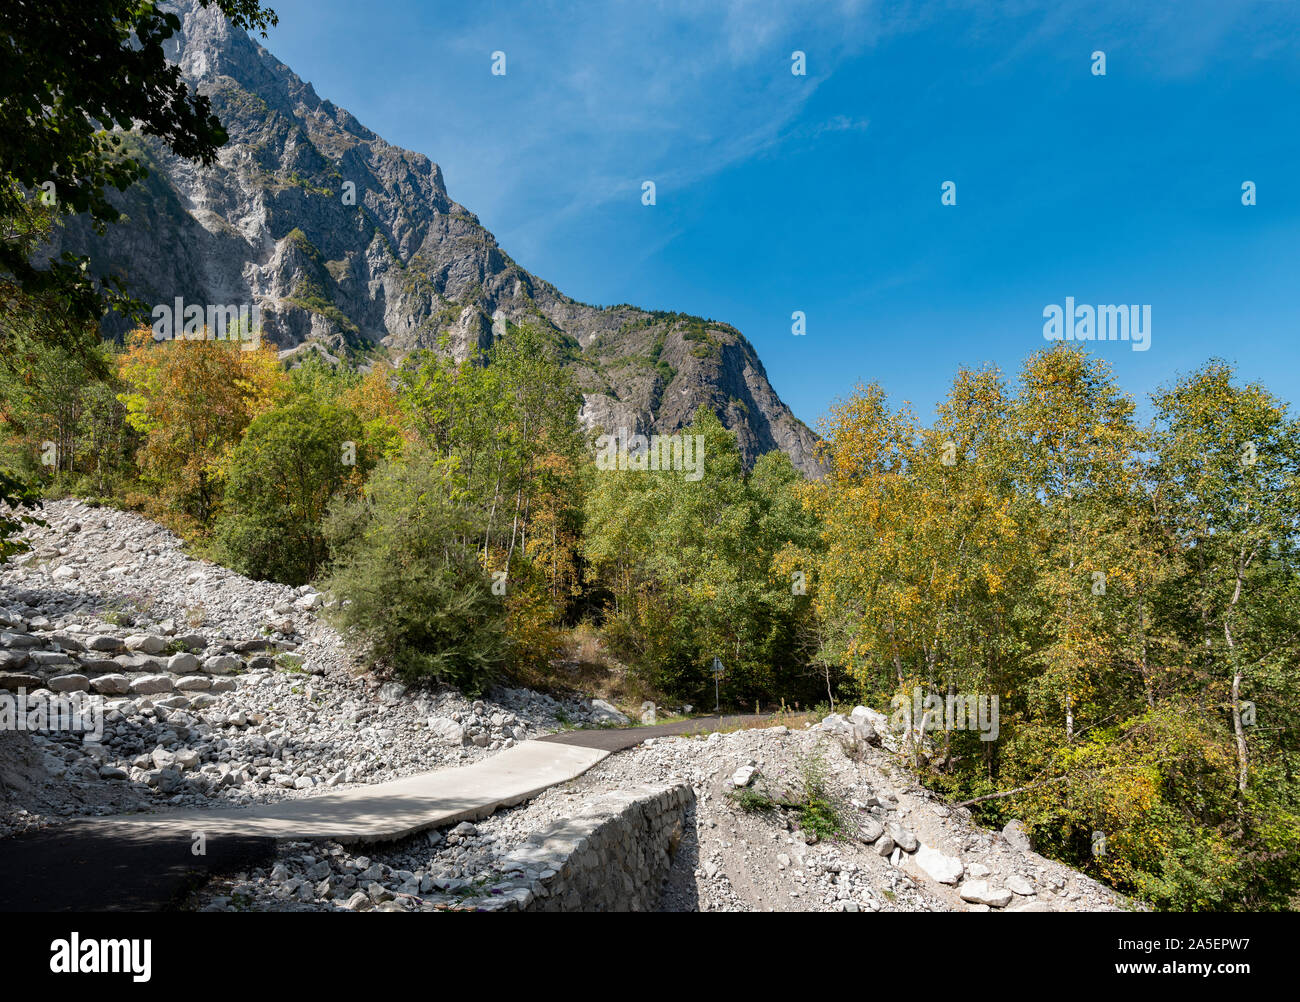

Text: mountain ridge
xmin=49 ymin=0 xmax=824 ymax=475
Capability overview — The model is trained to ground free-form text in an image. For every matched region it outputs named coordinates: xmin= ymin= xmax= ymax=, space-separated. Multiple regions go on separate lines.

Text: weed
xmin=276 ymin=652 xmax=305 ymax=674
xmin=727 ymin=787 xmax=778 ymax=813
xmin=793 ymin=747 xmax=844 ymax=840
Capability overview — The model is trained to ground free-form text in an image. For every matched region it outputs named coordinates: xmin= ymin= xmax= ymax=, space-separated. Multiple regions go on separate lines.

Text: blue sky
xmin=260 ymin=0 xmax=1300 ymax=430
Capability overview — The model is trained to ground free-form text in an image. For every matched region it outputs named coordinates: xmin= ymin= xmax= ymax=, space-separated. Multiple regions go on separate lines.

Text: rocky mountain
xmin=50 ymin=0 xmax=822 ymax=475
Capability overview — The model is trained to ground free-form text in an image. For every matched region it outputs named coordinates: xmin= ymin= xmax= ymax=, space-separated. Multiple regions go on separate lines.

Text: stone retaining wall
xmin=483 ymin=783 xmax=693 ymax=912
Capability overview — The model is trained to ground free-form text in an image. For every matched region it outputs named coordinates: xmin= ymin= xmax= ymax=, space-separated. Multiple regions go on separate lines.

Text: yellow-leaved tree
xmin=117 ymin=326 xmax=286 ymax=537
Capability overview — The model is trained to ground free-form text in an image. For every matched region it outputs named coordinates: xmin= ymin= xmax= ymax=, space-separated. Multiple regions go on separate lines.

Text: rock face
xmin=51 ymin=0 xmax=823 ymax=476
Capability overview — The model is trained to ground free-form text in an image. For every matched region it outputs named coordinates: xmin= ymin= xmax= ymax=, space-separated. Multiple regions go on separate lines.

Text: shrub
xmin=321 ymin=448 xmax=507 ymax=694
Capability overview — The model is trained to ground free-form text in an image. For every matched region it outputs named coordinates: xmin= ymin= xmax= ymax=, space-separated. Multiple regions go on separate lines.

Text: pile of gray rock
xmin=200 ymin=720 xmax=1130 ymax=913
xmin=0 ymin=501 xmax=621 ymax=832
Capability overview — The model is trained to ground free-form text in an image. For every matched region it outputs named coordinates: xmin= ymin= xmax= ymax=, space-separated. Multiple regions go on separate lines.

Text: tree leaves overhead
xmin=0 ymin=0 xmax=277 ymax=333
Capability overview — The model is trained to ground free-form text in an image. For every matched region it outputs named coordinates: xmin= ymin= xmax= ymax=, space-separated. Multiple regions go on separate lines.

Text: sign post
xmin=712 ymin=656 xmax=723 ymax=712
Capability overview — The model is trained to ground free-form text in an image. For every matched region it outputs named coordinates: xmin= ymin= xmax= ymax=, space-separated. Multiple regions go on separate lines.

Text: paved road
xmin=0 ymin=822 xmax=276 ymax=912
xmin=0 ymin=712 xmax=797 ymax=911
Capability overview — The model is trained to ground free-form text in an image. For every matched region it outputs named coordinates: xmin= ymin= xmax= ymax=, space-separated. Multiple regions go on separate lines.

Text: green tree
xmin=1151 ymin=361 xmax=1300 ymax=795
xmin=214 ymin=395 xmax=367 ymax=584
xmin=584 ymin=407 xmax=820 ymax=704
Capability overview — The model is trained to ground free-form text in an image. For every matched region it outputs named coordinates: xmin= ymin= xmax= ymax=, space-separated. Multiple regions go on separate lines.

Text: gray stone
xmin=47 ymin=674 xmax=90 ymax=693
xmin=1006 ymin=873 xmax=1036 ymax=896
xmin=589 ymin=699 xmax=630 ymax=725
xmin=129 ymin=674 xmax=174 ymax=695
xmin=168 ymin=652 xmax=199 ymax=672
xmin=1002 ymin=819 xmax=1032 ymax=852
xmin=888 ymin=822 xmax=919 ymax=853
xmin=425 ymin=716 xmax=465 ymax=744
xmin=857 ymin=815 xmax=884 ymax=843
xmin=913 ymin=843 xmax=964 ymax=884
xmin=203 ymin=655 xmax=239 ymax=675
xmin=90 ymin=674 xmax=130 ymax=695
xmin=125 ymin=634 xmax=167 ymax=654
xmin=958 ymin=879 xmax=1014 ymax=908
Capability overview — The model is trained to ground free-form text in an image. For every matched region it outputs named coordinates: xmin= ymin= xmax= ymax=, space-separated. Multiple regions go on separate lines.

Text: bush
xmin=214 ymin=396 xmax=365 ymax=584
xmin=321 ymin=448 xmax=507 ymax=694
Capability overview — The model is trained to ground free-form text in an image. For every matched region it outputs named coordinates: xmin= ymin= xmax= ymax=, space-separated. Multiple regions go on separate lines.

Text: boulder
xmin=1006 ymin=873 xmax=1036 ymax=896
xmin=151 ymin=747 xmax=176 ymax=770
xmin=0 ymin=650 xmax=27 ymax=670
xmin=203 ymin=655 xmax=239 ymax=675
xmin=857 ymin=815 xmax=885 ymax=843
xmin=426 ymin=717 xmax=465 ymax=744
xmin=913 ymin=844 xmax=964 ymax=884
xmin=0 ymin=672 xmax=43 ymax=691
xmin=28 ymin=651 xmax=74 ymax=667
xmin=1001 ymin=819 xmax=1032 ymax=852
xmin=90 ymin=674 xmax=130 ymax=695
xmin=77 ymin=658 xmax=120 ymax=674
xmin=888 ymin=822 xmax=919 ymax=853
xmin=124 ymin=634 xmax=167 ymax=654
xmin=47 ymin=674 xmax=90 ymax=693
xmin=129 ymin=674 xmax=174 ymax=695
xmin=168 ymin=652 xmax=199 ymax=672
xmin=589 ymin=699 xmax=630 ymax=725
xmin=958 ymin=879 xmax=1013 ymax=908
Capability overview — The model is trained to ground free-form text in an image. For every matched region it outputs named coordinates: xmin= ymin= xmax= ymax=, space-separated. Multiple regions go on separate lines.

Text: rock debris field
xmin=0 ymin=500 xmax=615 ymax=836
xmin=3 ymin=500 xmax=1131 ymax=912
xmin=196 ymin=718 xmax=1130 ymax=912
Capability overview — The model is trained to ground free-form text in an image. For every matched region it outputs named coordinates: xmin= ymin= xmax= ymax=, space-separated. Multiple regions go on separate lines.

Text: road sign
xmin=712 ymin=657 xmax=724 ymax=675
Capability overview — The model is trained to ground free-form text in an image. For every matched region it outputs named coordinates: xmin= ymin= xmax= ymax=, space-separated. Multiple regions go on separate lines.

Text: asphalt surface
xmin=0 ymin=820 xmax=275 ymax=912
xmin=0 ymin=711 xmax=801 ymax=911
